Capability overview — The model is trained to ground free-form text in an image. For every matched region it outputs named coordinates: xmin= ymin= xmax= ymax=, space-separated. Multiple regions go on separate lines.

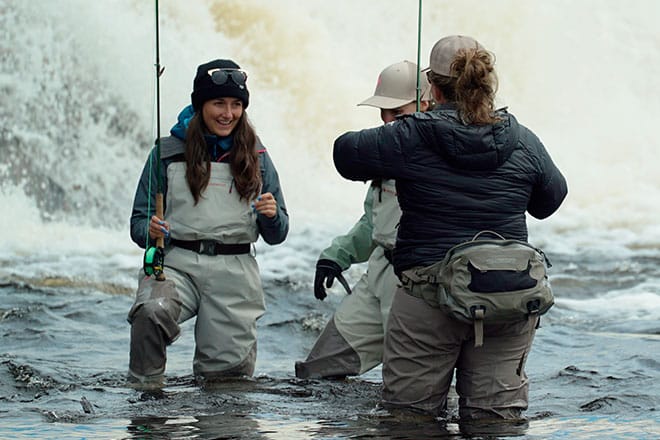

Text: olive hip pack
xmin=400 ymin=231 xmax=554 ymax=347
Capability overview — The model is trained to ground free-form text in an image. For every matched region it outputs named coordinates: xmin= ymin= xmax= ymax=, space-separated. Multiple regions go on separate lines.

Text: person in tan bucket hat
xmin=295 ymin=60 xmax=432 ymax=380
xmin=333 ymin=35 xmax=567 ymax=432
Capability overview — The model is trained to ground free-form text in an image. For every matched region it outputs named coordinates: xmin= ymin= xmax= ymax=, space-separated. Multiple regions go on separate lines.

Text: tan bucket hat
xmin=427 ymin=35 xmax=485 ymax=77
xmin=358 ymin=60 xmax=431 ymax=109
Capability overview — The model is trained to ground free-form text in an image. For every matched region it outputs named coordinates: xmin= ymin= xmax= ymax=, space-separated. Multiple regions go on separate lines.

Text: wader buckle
xmin=200 ymin=240 xmax=216 ymax=256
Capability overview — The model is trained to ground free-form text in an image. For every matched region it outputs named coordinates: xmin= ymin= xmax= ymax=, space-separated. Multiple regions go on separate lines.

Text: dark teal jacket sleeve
xmin=257 ymin=150 xmax=289 ymax=245
xmin=130 ymin=147 xmax=168 ymax=249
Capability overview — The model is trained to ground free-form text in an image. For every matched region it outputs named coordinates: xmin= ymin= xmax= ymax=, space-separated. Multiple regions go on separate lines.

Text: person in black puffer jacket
xmin=334 ymin=35 xmax=567 ymax=428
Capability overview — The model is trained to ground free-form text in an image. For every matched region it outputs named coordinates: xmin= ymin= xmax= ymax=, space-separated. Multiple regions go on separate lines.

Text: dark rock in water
xmin=4 ymin=360 xmax=58 ymax=391
xmin=80 ymin=396 xmax=94 ymax=414
xmin=138 ymin=389 xmax=168 ymax=401
xmin=580 ymin=396 xmax=618 ymax=411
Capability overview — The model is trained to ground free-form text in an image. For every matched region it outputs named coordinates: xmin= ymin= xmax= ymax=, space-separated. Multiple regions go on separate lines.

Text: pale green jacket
xmin=320 ymin=179 xmax=400 ymax=270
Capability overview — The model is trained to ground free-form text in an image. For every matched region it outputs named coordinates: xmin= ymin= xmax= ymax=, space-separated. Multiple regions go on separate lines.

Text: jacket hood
xmin=170 ymin=105 xmax=195 ymax=140
xmin=416 ymin=104 xmax=520 ymax=171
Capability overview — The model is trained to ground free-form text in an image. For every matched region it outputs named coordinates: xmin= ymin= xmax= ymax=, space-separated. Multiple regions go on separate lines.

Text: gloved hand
xmin=314 ymin=259 xmax=351 ymax=300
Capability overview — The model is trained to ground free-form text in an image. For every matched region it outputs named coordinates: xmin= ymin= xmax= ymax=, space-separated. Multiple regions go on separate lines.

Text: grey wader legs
xmin=190 ymin=251 xmax=264 ymax=377
xmin=382 ymin=287 xmax=534 ymax=419
xmin=128 ymin=250 xmax=264 ymax=383
xmin=128 ymin=160 xmax=267 ymax=386
xmin=127 ymin=276 xmax=182 ymax=384
xmin=295 ymin=318 xmax=361 ymax=379
xmin=296 ymin=248 xmax=395 ymax=379
xmin=456 ymin=320 xmax=533 ymax=420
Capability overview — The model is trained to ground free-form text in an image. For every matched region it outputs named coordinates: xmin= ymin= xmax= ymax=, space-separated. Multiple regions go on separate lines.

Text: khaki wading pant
xmin=382 ymin=286 xmax=534 ymax=419
xmin=296 ymin=246 xmax=397 ymax=378
xmin=128 ymin=246 xmax=264 ymax=381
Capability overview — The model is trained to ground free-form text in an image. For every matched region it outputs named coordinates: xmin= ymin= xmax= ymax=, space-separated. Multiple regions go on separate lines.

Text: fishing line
xmin=144 ymin=0 xmax=161 ymax=248
xmin=415 ymin=0 xmax=423 ymax=111
xmin=143 ymin=0 xmax=165 ymax=279
xmin=154 ymin=0 xmax=163 ymax=195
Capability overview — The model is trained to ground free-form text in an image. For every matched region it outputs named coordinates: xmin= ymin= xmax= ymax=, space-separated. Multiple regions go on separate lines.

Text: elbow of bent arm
xmin=333 ymin=131 xmax=382 ymax=181
xmin=528 ymin=180 xmax=568 ymax=219
xmin=130 ymin=226 xmax=147 ymax=249
xmin=333 ymin=135 xmax=359 ymax=180
xmin=259 ymin=212 xmax=289 ymax=245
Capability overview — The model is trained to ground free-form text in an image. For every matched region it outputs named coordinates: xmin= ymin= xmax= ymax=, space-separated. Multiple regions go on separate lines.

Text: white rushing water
xmin=1 ymin=0 xmax=659 ymax=319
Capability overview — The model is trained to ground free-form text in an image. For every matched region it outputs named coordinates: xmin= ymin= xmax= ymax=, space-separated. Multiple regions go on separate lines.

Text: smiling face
xmin=202 ymin=97 xmax=244 ymax=137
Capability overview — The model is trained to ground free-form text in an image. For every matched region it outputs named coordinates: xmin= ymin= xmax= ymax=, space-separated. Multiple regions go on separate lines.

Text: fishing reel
xmin=143 ymin=246 xmax=165 ymax=277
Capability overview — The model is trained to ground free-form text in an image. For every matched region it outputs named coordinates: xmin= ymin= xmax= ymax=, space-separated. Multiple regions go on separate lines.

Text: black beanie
xmin=190 ymin=59 xmax=249 ymax=111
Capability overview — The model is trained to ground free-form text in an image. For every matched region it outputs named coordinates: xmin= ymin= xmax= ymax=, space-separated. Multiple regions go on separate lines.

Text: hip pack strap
xmin=400 ymin=269 xmax=440 ymax=307
xmin=472 ymin=307 xmax=485 ymax=347
xmin=382 ymin=247 xmax=394 ymax=265
xmin=171 ymin=239 xmax=251 ymax=255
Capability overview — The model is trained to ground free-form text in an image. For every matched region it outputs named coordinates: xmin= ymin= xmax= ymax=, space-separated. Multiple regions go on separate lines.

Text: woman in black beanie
xmin=127 ymin=59 xmax=289 ymax=386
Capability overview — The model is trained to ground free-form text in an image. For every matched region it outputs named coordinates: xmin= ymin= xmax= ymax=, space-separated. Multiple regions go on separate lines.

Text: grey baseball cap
xmin=427 ymin=35 xmax=485 ymax=77
xmin=358 ymin=60 xmax=431 ymax=109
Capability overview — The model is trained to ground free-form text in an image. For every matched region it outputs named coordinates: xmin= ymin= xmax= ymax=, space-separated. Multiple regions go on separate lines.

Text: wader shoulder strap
xmin=159 ymin=136 xmax=185 ymax=159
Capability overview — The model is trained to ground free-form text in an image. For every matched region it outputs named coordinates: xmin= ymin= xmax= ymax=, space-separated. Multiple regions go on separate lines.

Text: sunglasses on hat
xmin=207 ymin=68 xmax=248 ymax=87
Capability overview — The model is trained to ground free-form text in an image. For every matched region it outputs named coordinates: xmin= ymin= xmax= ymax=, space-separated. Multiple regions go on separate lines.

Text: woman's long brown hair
xmin=184 ymin=112 xmax=261 ymax=204
xmin=428 ymin=47 xmax=500 ymax=125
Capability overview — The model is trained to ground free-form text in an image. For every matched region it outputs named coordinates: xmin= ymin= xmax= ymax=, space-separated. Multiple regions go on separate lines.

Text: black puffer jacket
xmin=333 ymin=104 xmax=568 ymax=275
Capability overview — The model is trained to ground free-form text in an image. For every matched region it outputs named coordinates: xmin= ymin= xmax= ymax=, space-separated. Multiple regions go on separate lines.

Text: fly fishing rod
xmin=143 ymin=0 xmax=166 ymax=280
xmin=415 ymin=0 xmax=423 ymax=111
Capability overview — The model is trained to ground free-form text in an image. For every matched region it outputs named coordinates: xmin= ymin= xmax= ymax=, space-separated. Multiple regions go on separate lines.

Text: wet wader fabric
xmin=297 ymin=180 xmax=401 ymax=378
xmin=382 ymin=287 xmax=534 ymax=419
xmin=128 ymin=276 xmax=181 ymax=381
xmin=128 ymin=162 xmax=263 ymax=380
